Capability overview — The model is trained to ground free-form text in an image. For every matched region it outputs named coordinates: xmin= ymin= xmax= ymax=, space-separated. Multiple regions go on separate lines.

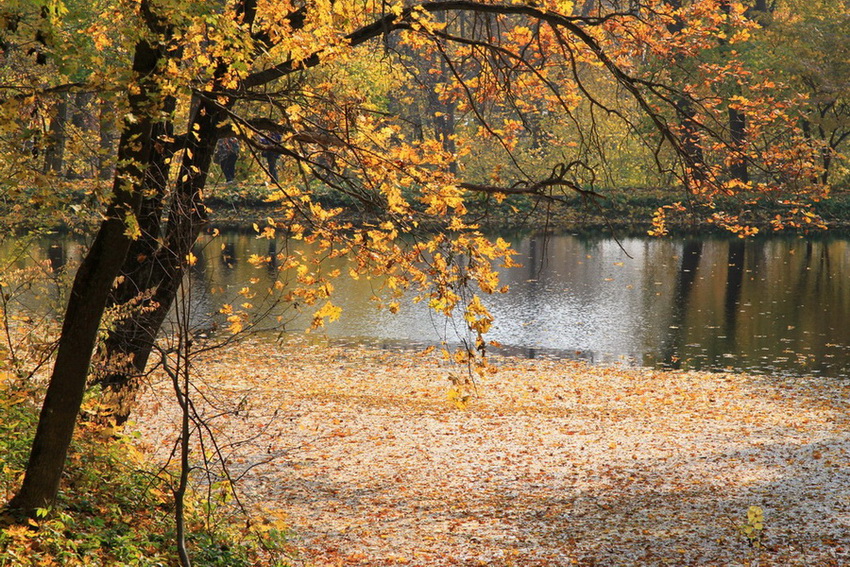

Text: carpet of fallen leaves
xmin=133 ymin=338 xmax=850 ymax=566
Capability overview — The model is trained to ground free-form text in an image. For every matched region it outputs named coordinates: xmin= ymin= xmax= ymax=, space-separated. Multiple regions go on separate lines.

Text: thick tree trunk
xmin=99 ymin=96 xmax=228 ymax=424
xmin=97 ymin=0 xmax=257 ymax=425
xmin=4 ymin=38 xmax=165 ymax=517
xmin=95 ymin=114 xmax=175 ymax=421
xmin=676 ymin=96 xmax=706 ymax=180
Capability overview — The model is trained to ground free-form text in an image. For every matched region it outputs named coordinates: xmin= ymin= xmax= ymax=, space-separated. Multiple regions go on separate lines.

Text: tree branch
xmin=242 ymin=1 xmax=636 ymax=89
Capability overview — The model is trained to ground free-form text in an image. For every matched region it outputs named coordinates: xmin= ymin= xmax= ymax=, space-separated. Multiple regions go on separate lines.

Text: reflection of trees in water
xmin=20 ymin=231 xmax=850 ymax=377
xmin=661 ymin=240 xmax=703 ymax=369
xmin=784 ymin=239 xmax=850 ymax=375
xmin=527 ymin=237 xmax=541 ymax=280
xmin=220 ymin=239 xmax=237 ymax=268
xmin=267 ymin=239 xmax=278 ymax=272
xmin=46 ymin=242 xmax=67 ymax=273
xmin=723 ymin=239 xmax=745 ymax=346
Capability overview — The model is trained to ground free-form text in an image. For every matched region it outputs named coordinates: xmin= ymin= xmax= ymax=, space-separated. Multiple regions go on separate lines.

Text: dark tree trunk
xmin=96 ymin=109 xmax=176 ymax=421
xmin=719 ymin=1 xmax=749 ymax=184
xmin=70 ymin=91 xmax=97 ymax=178
xmin=44 ymin=93 xmax=68 ymax=175
xmin=728 ymin=106 xmax=748 ymax=183
xmin=665 ymin=0 xmax=706 ymax=181
xmin=677 ymin=96 xmax=706 ymax=180
xmin=821 ymin=124 xmax=849 ymax=185
xmin=800 ymin=118 xmax=839 ymax=186
xmin=434 ymin=104 xmax=457 ymax=173
xmin=5 ymin=37 xmax=166 ymax=517
xmin=821 ymin=148 xmax=832 ymax=185
xmin=93 ymin=0 xmax=263 ymax=424
xmin=71 ymin=92 xmax=96 ymax=130
xmin=99 ymin=94 xmax=230 ymax=424
xmin=98 ymin=97 xmax=118 ymax=180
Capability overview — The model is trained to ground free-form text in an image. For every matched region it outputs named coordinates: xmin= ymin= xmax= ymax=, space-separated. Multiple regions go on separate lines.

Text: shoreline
xmin=6 ymin=186 xmax=850 ymax=237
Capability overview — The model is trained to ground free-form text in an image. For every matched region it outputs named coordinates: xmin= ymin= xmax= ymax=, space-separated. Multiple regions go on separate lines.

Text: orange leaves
xmin=647 ymin=202 xmax=686 ymax=237
xmin=707 ymin=212 xmax=760 ymax=238
xmin=421 ymin=183 xmax=466 ymax=216
xmin=136 ymin=339 xmax=850 ymax=566
xmin=220 ymin=304 xmax=246 ymax=334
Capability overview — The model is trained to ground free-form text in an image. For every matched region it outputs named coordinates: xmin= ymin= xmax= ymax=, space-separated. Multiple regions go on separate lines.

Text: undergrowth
xmin=0 ymin=372 xmax=293 ymax=566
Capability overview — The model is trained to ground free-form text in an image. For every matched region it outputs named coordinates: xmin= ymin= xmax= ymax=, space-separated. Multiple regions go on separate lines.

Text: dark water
xmin=491 ymin=234 xmax=850 ymax=378
xmin=9 ymin=231 xmax=850 ymax=378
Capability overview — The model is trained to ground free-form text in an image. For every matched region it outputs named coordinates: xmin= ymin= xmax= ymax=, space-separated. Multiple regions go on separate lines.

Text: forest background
xmin=0 ymin=0 xmax=849 ymax=565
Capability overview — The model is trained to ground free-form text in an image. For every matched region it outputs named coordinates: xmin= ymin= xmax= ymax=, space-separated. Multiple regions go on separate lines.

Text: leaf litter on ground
xmin=132 ymin=337 xmax=850 ymax=566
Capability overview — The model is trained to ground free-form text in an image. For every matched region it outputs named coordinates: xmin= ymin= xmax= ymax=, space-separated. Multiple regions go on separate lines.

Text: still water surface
xmin=14 ymin=230 xmax=850 ymax=378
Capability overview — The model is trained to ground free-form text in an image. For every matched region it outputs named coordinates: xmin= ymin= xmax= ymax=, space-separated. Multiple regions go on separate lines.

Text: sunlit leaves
xmin=123 ymin=211 xmax=141 ymax=240
xmin=312 ymin=300 xmax=342 ymax=328
xmin=446 ymin=384 xmax=470 ymax=410
xmin=740 ymin=505 xmax=765 ymax=547
xmin=464 ymin=296 xmax=492 ymax=335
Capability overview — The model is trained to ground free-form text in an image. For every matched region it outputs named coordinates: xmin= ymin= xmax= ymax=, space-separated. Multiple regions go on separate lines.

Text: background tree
xmin=762 ymin=2 xmax=850 ymax=186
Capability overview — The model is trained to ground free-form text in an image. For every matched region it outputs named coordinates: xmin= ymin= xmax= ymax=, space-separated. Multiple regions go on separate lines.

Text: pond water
xmin=8 ymin=230 xmax=850 ymax=378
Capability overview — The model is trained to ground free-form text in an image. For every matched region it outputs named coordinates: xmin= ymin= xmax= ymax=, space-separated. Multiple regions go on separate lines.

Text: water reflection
xmin=46 ymin=242 xmax=68 ymax=273
xmin=4 ymin=231 xmax=850 ymax=378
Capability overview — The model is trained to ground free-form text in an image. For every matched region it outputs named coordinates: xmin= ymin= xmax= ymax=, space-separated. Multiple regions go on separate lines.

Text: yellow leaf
xmin=312 ymin=301 xmax=342 ymax=327
xmin=447 ymin=386 xmax=469 ymax=410
xmin=227 ymin=314 xmax=243 ymax=334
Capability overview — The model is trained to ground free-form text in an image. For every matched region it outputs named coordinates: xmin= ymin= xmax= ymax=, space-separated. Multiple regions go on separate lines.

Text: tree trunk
xmin=677 ymin=96 xmax=706 ymax=180
xmin=720 ymin=1 xmax=749 ymax=184
xmin=95 ymin=113 xmax=175 ymax=421
xmin=665 ymin=0 xmax=706 ymax=181
xmin=98 ymin=97 xmax=118 ymax=180
xmin=4 ymin=37 xmax=166 ymax=518
xmin=70 ymin=91 xmax=97 ymax=178
xmin=99 ymin=95 xmax=229 ymax=424
xmin=821 ymin=146 xmax=832 ymax=185
xmin=43 ymin=93 xmax=68 ymax=175
xmin=92 ymin=2 xmax=258 ymax=425
xmin=728 ymin=106 xmax=748 ymax=183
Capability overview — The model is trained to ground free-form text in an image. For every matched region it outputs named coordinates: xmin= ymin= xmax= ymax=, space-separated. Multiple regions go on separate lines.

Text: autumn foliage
xmin=0 ymin=0 xmax=848 ymax=561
